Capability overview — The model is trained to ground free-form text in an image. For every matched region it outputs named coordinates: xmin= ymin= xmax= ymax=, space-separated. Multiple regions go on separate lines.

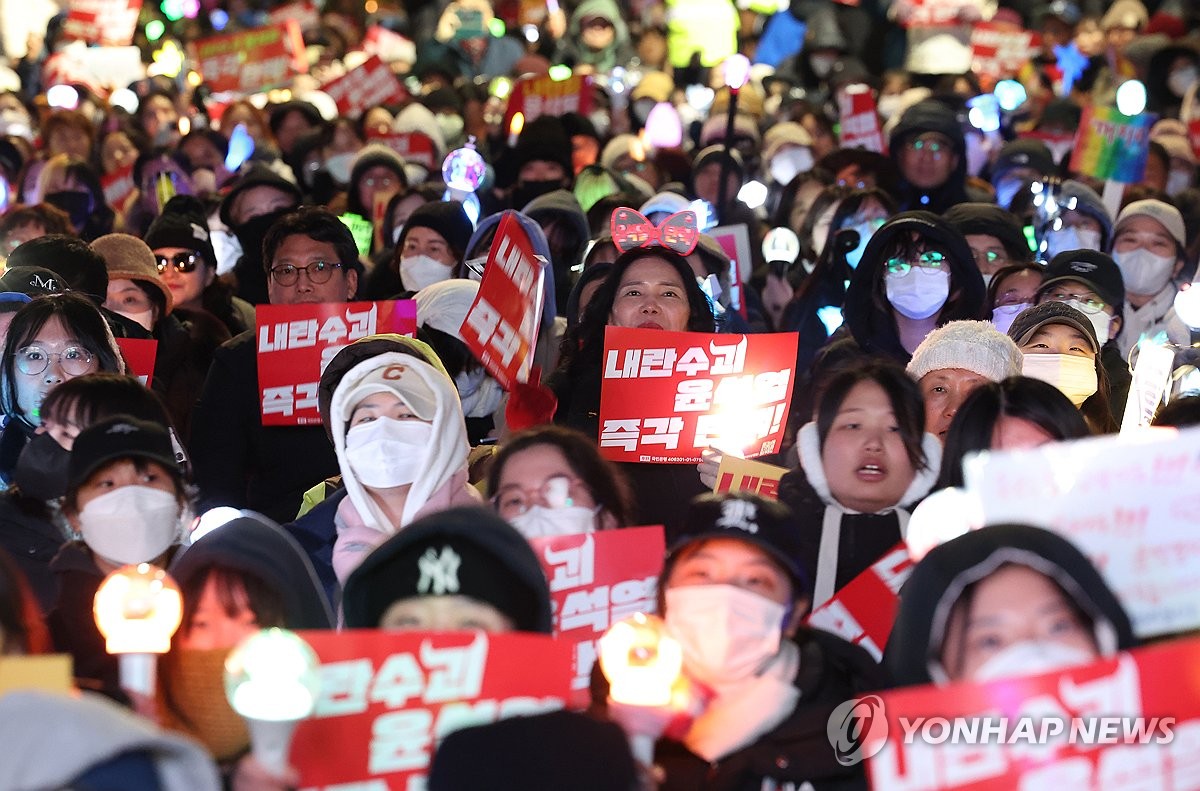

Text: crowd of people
xmin=0 ymin=0 xmax=1199 ymax=788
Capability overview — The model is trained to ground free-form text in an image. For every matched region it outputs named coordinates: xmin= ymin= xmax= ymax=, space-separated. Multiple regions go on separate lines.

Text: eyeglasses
xmin=363 ymin=174 xmax=399 ymax=190
xmin=1044 ymin=290 xmax=1106 ymax=314
xmin=156 ymin=251 xmax=202 ymax=274
xmin=905 ymin=136 xmax=950 ymax=159
xmin=16 ymin=345 xmax=95 ymax=377
xmin=491 ymin=474 xmax=590 ymax=519
xmin=269 ymin=261 xmax=344 ymax=286
xmin=885 ymin=251 xmax=948 ymax=276
xmin=971 ymin=249 xmax=1008 ymax=267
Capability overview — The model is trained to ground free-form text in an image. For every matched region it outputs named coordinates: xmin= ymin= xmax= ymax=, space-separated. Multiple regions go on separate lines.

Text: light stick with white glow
xmin=599 ymin=614 xmax=683 ymax=767
xmin=93 ymin=563 xmax=184 ymax=698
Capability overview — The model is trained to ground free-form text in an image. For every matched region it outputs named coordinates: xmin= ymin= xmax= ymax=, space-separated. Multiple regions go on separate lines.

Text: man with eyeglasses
xmin=1034 ymin=249 xmax=1131 ymax=426
xmin=189 ymin=207 xmax=359 ymax=523
xmin=945 ymin=203 xmax=1034 ymax=285
xmin=888 ymin=100 xmax=969 ymax=214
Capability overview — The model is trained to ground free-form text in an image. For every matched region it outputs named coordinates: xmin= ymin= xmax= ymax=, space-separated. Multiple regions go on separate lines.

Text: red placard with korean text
xmin=364 ymin=25 xmax=417 ymax=64
xmin=195 ymin=22 xmax=304 ymax=95
xmin=63 ymin=0 xmax=141 ymax=46
xmin=460 ymin=213 xmax=543 ymax=390
xmin=266 ymin=0 xmax=320 ymax=32
xmin=1189 ymin=120 xmax=1200 ymax=162
xmin=503 ymin=73 xmax=594 ymax=128
xmin=366 ymin=130 xmax=437 ymax=170
xmin=115 ymin=337 xmax=157 ymax=388
xmin=895 ymin=0 xmax=966 ymax=27
xmin=101 ymin=163 xmax=135 ymax=211
xmin=599 ymin=328 xmax=798 ymax=464
xmin=838 ymin=84 xmax=886 ymax=153
xmin=255 ymin=300 xmax=416 ymax=426
xmin=321 ymin=55 xmax=407 ymax=117
xmin=712 ymin=455 xmax=788 ymax=500
xmin=805 ymin=542 xmax=912 ymax=662
xmin=970 ymin=23 xmax=1039 ymax=88
xmin=864 ymin=636 xmax=1200 ymax=790
xmin=290 ymin=631 xmax=572 ymax=789
xmin=530 ymin=526 xmax=666 ymax=708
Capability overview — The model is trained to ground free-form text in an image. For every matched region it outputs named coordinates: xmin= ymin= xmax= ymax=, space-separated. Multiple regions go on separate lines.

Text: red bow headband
xmin=610 ymin=208 xmax=700 ymax=256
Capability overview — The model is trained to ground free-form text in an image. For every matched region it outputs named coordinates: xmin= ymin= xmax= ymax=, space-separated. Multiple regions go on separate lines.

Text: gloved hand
xmin=696 ymin=447 xmax=723 ymax=489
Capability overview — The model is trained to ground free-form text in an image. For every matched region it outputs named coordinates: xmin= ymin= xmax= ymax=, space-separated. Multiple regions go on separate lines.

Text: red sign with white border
xmin=255 ymin=300 xmax=416 ymax=426
xmin=530 ymin=526 xmax=666 ymax=708
xmin=195 ymin=22 xmax=305 ymax=95
xmin=805 ymin=542 xmax=912 ymax=661
xmin=366 ymin=131 xmax=437 ymax=171
xmin=115 ymin=337 xmax=157 ymax=388
xmin=970 ymin=23 xmax=1039 ymax=87
xmin=290 ymin=630 xmax=572 ymax=789
xmin=503 ymin=73 xmax=594 ymax=129
xmin=321 ymin=56 xmax=407 ymax=117
xmin=837 ymin=84 xmax=886 ymax=154
xmin=63 ymin=0 xmax=141 ymax=46
xmin=101 ymin=163 xmax=135 ymax=211
xmin=599 ymin=328 xmax=798 ymax=464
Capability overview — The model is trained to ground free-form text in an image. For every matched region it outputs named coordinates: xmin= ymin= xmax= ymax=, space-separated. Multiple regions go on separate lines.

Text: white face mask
xmin=1113 ymin=247 xmax=1176 ymax=296
xmin=436 ymin=114 xmax=465 ymax=142
xmin=1168 ymin=67 xmax=1197 ymax=98
xmin=886 ymin=267 xmax=950 ymax=320
xmin=399 ymin=254 xmax=453 ymax=291
xmin=118 ymin=308 xmax=156 ymax=331
xmin=1043 ymin=227 xmax=1101 ymax=260
xmin=1022 ymin=353 xmax=1098 ymax=406
xmin=769 ymin=147 xmax=814 ymax=186
xmin=1167 ymin=168 xmax=1193 ymax=197
xmin=325 ymin=152 xmax=355 ymax=185
xmin=844 ymin=222 xmax=875 ymax=269
xmin=78 ymin=485 xmax=182 ymax=565
xmin=972 ymin=639 xmax=1096 ymax=683
xmin=455 ymin=369 xmax=504 ymax=418
xmin=508 ymin=504 xmax=599 ymax=538
xmin=991 ymin=301 xmax=1032 ymax=335
xmin=665 ymin=584 xmax=785 ymax=688
xmin=1063 ymin=299 xmax=1112 ymax=345
xmin=810 ymin=54 xmax=836 ymax=78
xmin=344 ymin=417 xmax=432 ymax=488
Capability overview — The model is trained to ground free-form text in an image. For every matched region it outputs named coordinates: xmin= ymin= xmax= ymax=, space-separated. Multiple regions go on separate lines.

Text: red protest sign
xmin=195 ymin=22 xmax=304 ymax=95
xmin=364 ymin=25 xmax=417 ymax=64
xmin=599 ymin=328 xmax=798 ymax=464
xmin=709 ymin=223 xmax=753 ymax=317
xmin=460 ymin=213 xmax=543 ymax=390
xmin=530 ymin=526 xmax=666 ymax=708
xmin=1189 ymin=121 xmax=1200 ymax=162
xmin=713 ymin=455 xmax=788 ymax=500
xmin=504 ymin=73 xmax=594 ymax=128
xmin=366 ymin=130 xmax=437 ymax=170
xmin=896 ymin=0 xmax=966 ymax=27
xmin=266 ymin=0 xmax=320 ymax=32
xmin=255 ymin=300 xmax=416 ymax=426
xmin=864 ymin=636 xmax=1200 ymax=790
xmin=290 ymin=630 xmax=573 ymax=788
xmin=115 ymin=337 xmax=157 ymax=387
xmin=101 ymin=163 xmax=135 ymax=211
xmin=805 ymin=542 xmax=912 ymax=661
xmin=837 ymin=84 xmax=886 ymax=153
xmin=970 ymin=23 xmax=1039 ymax=88
xmin=63 ymin=0 xmax=141 ymax=46
xmin=321 ymin=55 xmax=407 ymax=117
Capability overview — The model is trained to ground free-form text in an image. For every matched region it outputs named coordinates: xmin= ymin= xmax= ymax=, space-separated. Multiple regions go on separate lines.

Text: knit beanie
xmin=91 ymin=234 xmax=174 ymax=314
xmin=395 ymin=201 xmax=474 ymax=263
xmin=907 ymin=320 xmax=1024 ymax=382
xmin=513 ymin=115 xmax=572 ymax=178
xmin=144 ymin=196 xmax=218 ymax=268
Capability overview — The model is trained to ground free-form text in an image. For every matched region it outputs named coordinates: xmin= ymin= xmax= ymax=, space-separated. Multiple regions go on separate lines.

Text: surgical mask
xmin=399 ymin=254 xmax=452 ymax=291
xmin=1167 ymin=168 xmax=1193 ymax=197
xmin=1114 ymin=247 xmax=1176 ymax=296
xmin=78 ymin=485 xmax=182 ymax=565
xmin=325 ymin=153 xmax=355 ymax=185
xmin=810 ymin=54 xmax=836 ymax=78
xmin=886 ymin=267 xmax=950 ymax=320
xmin=972 ymin=639 xmax=1096 ymax=683
xmin=993 ymin=177 xmax=1023 ymax=210
xmin=665 ymin=584 xmax=785 ymax=688
xmin=344 ymin=416 xmax=431 ymax=488
xmin=436 ymin=114 xmax=465 ymax=142
xmin=508 ymin=504 xmax=599 ymax=538
xmin=844 ymin=222 xmax=875 ymax=269
xmin=455 ymin=368 xmax=504 ymax=418
xmin=1043 ymin=227 xmax=1101 ymax=260
xmin=1168 ymin=67 xmax=1197 ymax=98
xmin=12 ymin=432 xmax=71 ymax=501
xmin=118 ymin=308 xmax=156 ymax=332
xmin=44 ymin=191 xmax=92 ymax=231
xmin=1022 ymin=353 xmax=1098 ymax=406
xmin=769 ymin=147 xmax=814 ymax=186
xmin=990 ymin=301 xmax=1032 ymax=335
xmin=1064 ymin=299 xmax=1112 ymax=345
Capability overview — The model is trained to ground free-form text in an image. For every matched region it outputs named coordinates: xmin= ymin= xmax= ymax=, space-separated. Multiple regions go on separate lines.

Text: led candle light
xmin=225 ymin=628 xmax=321 ymax=776
xmin=715 ymin=53 xmax=752 ymax=222
xmin=93 ymin=564 xmax=184 ymax=698
xmin=508 ymin=112 xmax=525 ymax=148
xmin=599 ymin=614 xmax=683 ymax=708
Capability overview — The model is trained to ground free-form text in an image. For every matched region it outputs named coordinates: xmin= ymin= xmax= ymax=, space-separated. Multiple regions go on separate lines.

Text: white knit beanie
xmin=906 ymin=320 xmax=1024 ymax=383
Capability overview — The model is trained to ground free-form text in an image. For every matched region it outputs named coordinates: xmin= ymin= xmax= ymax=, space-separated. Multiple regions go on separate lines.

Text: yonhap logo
xmin=827 ymin=695 xmax=888 ymax=767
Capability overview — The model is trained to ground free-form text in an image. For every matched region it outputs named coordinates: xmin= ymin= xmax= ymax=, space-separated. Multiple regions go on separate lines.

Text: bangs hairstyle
xmin=178 ymin=564 xmax=286 ymax=639
xmin=40 ymin=373 xmax=173 ymax=434
xmin=814 ymin=359 xmax=928 ymax=471
xmin=1 ymin=293 xmax=124 ymax=419
xmin=486 ymin=424 xmax=637 ymax=528
xmin=64 ymin=456 xmax=187 ymax=515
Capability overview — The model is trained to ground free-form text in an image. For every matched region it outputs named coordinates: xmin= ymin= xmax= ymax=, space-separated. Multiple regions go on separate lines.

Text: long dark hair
xmin=793 ymin=187 xmax=896 ymax=307
xmin=813 ymin=359 xmax=929 ymax=472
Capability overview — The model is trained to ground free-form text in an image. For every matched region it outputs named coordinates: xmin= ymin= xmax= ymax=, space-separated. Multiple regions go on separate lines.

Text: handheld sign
xmin=708 ymin=223 xmax=753 ymax=316
xmin=115 ymin=338 xmax=157 ymax=388
xmin=530 ymin=526 xmax=666 ymax=708
xmin=101 ymin=163 xmax=135 ymax=211
xmin=320 ymin=55 xmax=407 ymax=118
xmin=969 ymin=22 xmax=1039 ymax=89
xmin=805 ymin=542 xmax=912 ymax=661
xmin=255 ymin=301 xmax=417 ymax=426
xmin=837 ymin=84 xmax=886 ymax=153
xmin=195 ymin=22 xmax=304 ymax=95
xmin=460 ymin=213 xmax=544 ymax=390
xmin=712 ymin=455 xmax=788 ymax=500
xmin=365 ymin=130 xmax=438 ymax=171
xmin=62 ymin=0 xmax=141 ymax=46
xmin=290 ymin=630 xmax=572 ymax=788
xmin=503 ymin=73 xmax=594 ymax=129
xmin=1069 ymin=106 xmax=1158 ymax=184
xmin=864 ymin=636 xmax=1200 ymax=790
xmin=963 ymin=426 xmax=1200 ymax=637
xmin=599 ymin=328 xmax=798 ymax=464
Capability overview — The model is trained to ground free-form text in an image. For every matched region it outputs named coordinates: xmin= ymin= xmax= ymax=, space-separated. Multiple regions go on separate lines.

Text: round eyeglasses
xmin=269 ymin=261 xmax=344 ymax=286
xmin=16 ymin=345 xmax=96 ymax=377
xmin=491 ymin=475 xmax=589 ymax=520
xmin=885 ymin=251 xmax=948 ymax=276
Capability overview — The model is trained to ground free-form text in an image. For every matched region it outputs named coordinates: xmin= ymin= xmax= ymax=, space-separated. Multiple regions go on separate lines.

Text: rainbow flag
xmin=1069 ymin=106 xmax=1158 ymax=183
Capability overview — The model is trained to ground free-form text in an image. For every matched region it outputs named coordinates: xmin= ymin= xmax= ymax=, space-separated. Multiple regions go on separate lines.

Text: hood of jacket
xmin=464 ymin=209 xmax=558 ymax=336
xmin=883 ymin=524 xmax=1137 ymax=688
xmin=568 ymin=0 xmax=630 ymax=48
xmin=327 ymin=342 xmax=470 ymax=533
xmin=169 ymin=515 xmax=334 ymax=630
xmin=842 ymin=210 xmax=985 ymax=359
xmin=888 ymin=100 xmax=970 ymax=211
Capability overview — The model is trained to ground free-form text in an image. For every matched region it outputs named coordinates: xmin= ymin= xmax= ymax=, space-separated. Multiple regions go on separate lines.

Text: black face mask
xmin=44 ymin=191 xmax=93 ymax=232
xmin=511 ymin=179 xmax=563 ymax=211
xmin=233 ymin=208 xmax=292 ymax=262
xmin=12 ymin=431 xmax=70 ymax=501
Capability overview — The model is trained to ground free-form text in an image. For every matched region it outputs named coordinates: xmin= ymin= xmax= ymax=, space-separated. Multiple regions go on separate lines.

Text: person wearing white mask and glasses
xmin=1034 ymin=249 xmax=1131 ymax=425
xmin=1107 ymin=199 xmax=1192 ymax=358
xmin=1036 ymin=179 xmax=1112 ymax=262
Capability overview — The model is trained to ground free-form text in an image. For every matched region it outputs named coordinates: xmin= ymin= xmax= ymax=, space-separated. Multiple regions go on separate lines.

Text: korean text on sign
xmin=256 ymin=300 xmax=416 ymax=426
xmin=530 ymin=526 xmax=666 ymax=708
xmin=599 ymin=328 xmax=799 ymax=464
xmin=805 ymin=543 xmax=912 ymax=661
xmin=291 ymin=631 xmax=572 ymax=790
xmin=195 ymin=22 xmax=302 ymax=95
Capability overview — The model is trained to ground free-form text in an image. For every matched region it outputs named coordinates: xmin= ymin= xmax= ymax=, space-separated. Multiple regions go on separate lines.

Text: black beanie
xmin=395 ymin=200 xmax=474 ymax=262
xmin=513 ymin=115 xmax=573 ymax=178
xmin=943 ymin=203 xmax=1032 ymax=263
xmin=144 ymin=196 xmax=218 ymax=267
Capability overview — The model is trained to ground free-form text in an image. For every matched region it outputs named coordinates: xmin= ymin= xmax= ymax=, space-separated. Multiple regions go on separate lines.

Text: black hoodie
xmin=883 ymin=524 xmax=1137 ymax=689
xmin=888 ymin=100 xmax=970 ymax=214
